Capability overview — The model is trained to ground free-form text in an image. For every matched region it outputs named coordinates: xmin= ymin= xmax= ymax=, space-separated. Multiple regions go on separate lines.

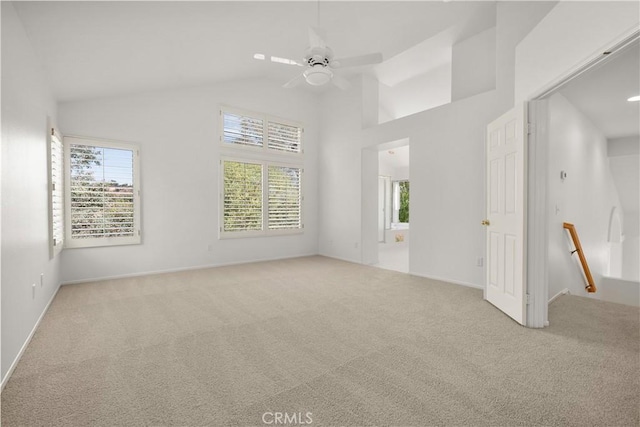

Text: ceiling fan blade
xmin=283 ymin=73 xmax=305 ymax=89
xmin=330 ymin=52 xmax=383 ymax=68
xmin=270 ymin=56 xmax=305 ymax=67
xmin=309 ymin=26 xmax=327 ymax=49
xmin=331 ymin=74 xmax=351 ymax=91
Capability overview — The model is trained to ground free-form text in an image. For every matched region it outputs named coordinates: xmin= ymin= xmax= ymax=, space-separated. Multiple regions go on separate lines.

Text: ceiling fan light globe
xmin=303 ymin=67 xmax=332 ymax=86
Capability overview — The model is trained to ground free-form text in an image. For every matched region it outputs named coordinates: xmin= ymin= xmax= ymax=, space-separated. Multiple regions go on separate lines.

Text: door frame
xmin=524 ymin=29 xmax=639 ymax=328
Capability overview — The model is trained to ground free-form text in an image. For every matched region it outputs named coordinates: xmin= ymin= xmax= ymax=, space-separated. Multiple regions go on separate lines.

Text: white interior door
xmin=485 ymin=103 xmax=527 ymax=325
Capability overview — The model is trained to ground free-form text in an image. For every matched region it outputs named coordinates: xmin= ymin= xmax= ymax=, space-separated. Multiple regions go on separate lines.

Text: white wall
xmin=515 ymin=1 xmax=640 ymax=102
xmin=378 ymin=63 xmax=452 ymax=123
xmin=318 ymin=2 xmax=557 ymax=289
xmin=495 ymin=1 xmax=557 ymax=108
xmin=451 ymin=27 xmax=496 ymax=101
xmin=360 ymin=91 xmax=501 ymax=288
xmin=318 ymin=78 xmax=365 ymax=263
xmin=546 ymin=93 xmax=623 ymax=300
xmin=622 ymin=212 xmax=639 ymax=281
xmin=1 ymin=2 xmax=61 ymax=382
xmin=58 ymin=78 xmax=319 ymax=283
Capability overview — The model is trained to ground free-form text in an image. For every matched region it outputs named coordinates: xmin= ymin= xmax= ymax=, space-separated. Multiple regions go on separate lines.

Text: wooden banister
xmin=563 ymin=222 xmax=596 ymax=293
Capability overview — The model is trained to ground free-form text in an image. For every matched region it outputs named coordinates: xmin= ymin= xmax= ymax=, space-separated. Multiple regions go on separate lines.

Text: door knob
xmin=481 ymin=219 xmax=490 ymax=226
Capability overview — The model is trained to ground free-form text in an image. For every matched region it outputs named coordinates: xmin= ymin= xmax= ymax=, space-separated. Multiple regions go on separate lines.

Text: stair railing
xmin=563 ymin=222 xmax=596 ymax=293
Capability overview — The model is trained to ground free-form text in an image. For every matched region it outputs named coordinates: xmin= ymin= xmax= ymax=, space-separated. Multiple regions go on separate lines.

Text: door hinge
xmin=526 ymin=293 xmax=532 ymax=305
xmin=527 ymin=122 xmax=536 ymax=135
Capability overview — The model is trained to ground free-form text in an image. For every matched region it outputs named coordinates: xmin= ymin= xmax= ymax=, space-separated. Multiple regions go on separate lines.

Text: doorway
xmin=377 ymin=142 xmax=410 ymax=273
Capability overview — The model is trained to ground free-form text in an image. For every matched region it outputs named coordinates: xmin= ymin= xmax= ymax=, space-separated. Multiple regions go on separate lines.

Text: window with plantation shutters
xmin=268 ymin=121 xmax=302 ymax=153
xmin=268 ymin=166 xmax=302 ymax=229
xmin=219 ymin=107 xmax=304 ymax=238
xmin=64 ymin=137 xmax=141 ymax=248
xmin=222 ymin=112 xmax=264 ymax=148
xmin=48 ymin=129 xmax=64 ymax=257
xmin=223 ymin=160 xmax=263 ymax=233
xmin=220 ymin=107 xmax=302 ymax=155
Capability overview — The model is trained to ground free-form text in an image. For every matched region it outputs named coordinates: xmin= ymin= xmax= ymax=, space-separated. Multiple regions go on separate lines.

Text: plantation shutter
xmin=50 ymin=131 xmax=64 ymax=252
xmin=222 ymin=112 xmax=264 ymax=148
xmin=223 ymin=160 xmax=263 ymax=232
xmin=267 ymin=121 xmax=302 ymax=153
xmin=69 ymin=144 xmax=135 ymax=239
xmin=268 ymin=166 xmax=302 ymax=230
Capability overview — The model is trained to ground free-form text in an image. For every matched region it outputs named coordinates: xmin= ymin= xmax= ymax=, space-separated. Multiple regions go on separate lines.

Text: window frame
xmin=47 ymin=127 xmax=64 ymax=258
xmin=63 ymin=136 xmax=142 ymax=249
xmin=219 ymin=156 xmax=304 ymax=239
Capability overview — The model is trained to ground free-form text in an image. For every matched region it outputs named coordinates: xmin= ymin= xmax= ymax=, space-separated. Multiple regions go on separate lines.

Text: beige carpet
xmin=2 ymin=256 xmax=638 ymax=426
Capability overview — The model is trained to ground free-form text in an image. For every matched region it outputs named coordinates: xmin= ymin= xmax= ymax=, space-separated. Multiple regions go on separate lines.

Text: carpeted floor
xmin=2 ymin=256 xmax=638 ymax=426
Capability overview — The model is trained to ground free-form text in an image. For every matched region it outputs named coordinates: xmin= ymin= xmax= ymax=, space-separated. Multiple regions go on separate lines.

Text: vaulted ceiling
xmin=12 ymin=1 xmax=497 ymax=102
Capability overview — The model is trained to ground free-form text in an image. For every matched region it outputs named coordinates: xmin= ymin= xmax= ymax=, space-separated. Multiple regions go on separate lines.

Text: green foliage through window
xmin=399 ymin=181 xmax=409 ymax=223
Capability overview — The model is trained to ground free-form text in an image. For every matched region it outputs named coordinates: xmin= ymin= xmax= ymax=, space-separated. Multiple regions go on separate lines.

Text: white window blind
xmin=223 ymin=160 xmax=263 ymax=232
xmin=221 ymin=107 xmax=302 ymax=154
xmin=268 ymin=121 xmax=302 ymax=153
xmin=268 ymin=166 xmax=302 ymax=230
xmin=65 ymin=137 xmax=141 ymax=248
xmin=49 ymin=129 xmax=64 ymax=257
xmin=222 ymin=112 xmax=264 ymax=148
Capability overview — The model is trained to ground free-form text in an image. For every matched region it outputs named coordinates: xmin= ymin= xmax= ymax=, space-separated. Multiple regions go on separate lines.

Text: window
xmin=221 ymin=107 xmax=302 ymax=154
xmin=220 ymin=107 xmax=303 ymax=238
xmin=392 ymin=180 xmax=410 ymax=223
xmin=64 ymin=136 xmax=141 ymax=248
xmin=48 ymin=128 xmax=64 ymax=257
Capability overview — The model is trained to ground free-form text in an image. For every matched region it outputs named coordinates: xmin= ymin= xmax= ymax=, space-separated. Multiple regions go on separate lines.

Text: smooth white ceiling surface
xmin=559 ymin=41 xmax=640 ymax=139
xmin=379 ymin=144 xmax=410 ymax=171
xmin=12 ymin=1 xmax=497 ymax=102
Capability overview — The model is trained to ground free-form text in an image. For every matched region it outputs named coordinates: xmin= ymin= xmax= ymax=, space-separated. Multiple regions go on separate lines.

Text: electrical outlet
xmin=207 ymin=244 xmax=213 ymax=252
xmin=476 ymin=257 xmax=484 ymax=267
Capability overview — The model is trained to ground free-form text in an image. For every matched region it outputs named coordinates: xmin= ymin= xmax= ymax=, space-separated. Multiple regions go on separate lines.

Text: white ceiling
xmin=379 ymin=144 xmax=410 ymax=171
xmin=559 ymin=41 xmax=640 ymax=139
xmin=12 ymin=1 xmax=497 ymax=102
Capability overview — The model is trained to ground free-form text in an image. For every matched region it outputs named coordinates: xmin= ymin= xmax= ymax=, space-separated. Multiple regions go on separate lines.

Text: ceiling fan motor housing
xmin=305 ymin=46 xmax=333 ymax=68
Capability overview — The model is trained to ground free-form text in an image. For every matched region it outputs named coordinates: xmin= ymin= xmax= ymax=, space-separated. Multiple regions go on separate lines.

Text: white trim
xmin=1 ymin=282 xmax=62 ymax=391
xmin=549 ymin=288 xmax=570 ymax=304
xmin=60 ymin=253 xmax=319 ymax=285
xmin=526 ymin=100 xmax=549 ymax=329
xmin=529 ymin=28 xmax=639 ymax=101
xmin=409 ymin=271 xmax=484 ymax=290
xmin=318 ymin=253 xmax=363 ymax=265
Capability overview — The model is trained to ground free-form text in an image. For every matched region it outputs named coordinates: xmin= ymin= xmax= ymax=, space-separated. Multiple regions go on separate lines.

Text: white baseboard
xmin=61 ymin=252 xmax=320 ymax=285
xmin=317 ymin=253 xmax=362 ymax=265
xmin=549 ymin=288 xmax=570 ymax=304
xmin=409 ymin=271 xmax=484 ymax=290
xmin=1 ymin=282 xmax=62 ymax=392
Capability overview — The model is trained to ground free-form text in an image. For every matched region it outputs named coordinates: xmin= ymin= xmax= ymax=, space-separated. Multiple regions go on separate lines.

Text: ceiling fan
xmin=256 ymin=27 xmax=383 ymax=90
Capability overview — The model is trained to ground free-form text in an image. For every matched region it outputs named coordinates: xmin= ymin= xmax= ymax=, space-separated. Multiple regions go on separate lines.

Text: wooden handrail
xmin=563 ymin=222 xmax=596 ymax=293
